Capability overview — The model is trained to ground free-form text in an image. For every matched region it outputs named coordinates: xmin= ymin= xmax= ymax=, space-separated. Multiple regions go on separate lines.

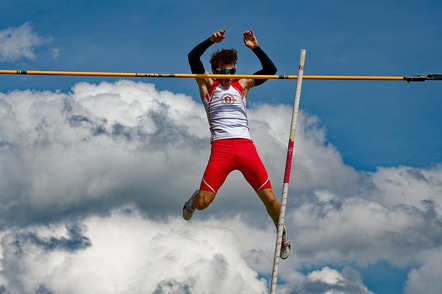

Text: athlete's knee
xmin=194 ymin=190 xmax=216 ymax=210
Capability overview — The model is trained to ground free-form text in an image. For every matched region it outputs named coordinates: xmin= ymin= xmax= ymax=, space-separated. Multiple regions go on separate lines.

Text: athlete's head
xmin=210 ymin=48 xmax=237 ymax=72
xmin=210 ymin=49 xmax=237 ymax=87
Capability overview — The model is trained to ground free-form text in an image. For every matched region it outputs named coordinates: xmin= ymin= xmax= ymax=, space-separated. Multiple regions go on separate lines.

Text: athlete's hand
xmin=210 ymin=30 xmax=226 ymax=43
xmin=243 ymin=30 xmax=258 ymax=49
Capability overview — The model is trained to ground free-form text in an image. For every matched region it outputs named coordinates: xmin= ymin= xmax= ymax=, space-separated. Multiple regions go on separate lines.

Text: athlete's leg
xmin=257 ymin=187 xmax=291 ymax=259
xmin=257 ymin=188 xmax=281 ymax=224
xmin=235 ymin=140 xmax=290 ymax=258
xmin=198 ymin=139 xmax=234 ymax=206
xmin=186 ymin=139 xmax=234 ymax=216
xmin=235 ymin=140 xmax=281 ymax=223
xmin=193 ymin=190 xmax=216 ymax=210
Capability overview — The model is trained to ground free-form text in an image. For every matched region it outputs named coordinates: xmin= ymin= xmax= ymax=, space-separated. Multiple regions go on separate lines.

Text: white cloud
xmin=0 ymin=209 xmax=269 ymax=294
xmin=0 ymin=81 xmax=211 ymax=226
xmin=0 ymin=22 xmax=50 ymax=62
xmin=0 ymin=209 xmax=379 ymax=294
xmin=293 ymin=266 xmax=373 ymax=294
xmin=289 ymin=191 xmax=442 ymax=268
xmin=1 ymin=80 xmax=442 ymax=292
xmin=370 ymin=165 xmax=442 ymax=210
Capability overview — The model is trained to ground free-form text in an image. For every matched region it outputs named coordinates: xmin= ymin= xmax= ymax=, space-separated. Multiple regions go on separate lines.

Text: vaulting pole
xmin=270 ymin=49 xmax=306 ymax=294
xmin=0 ymin=69 xmax=440 ymax=81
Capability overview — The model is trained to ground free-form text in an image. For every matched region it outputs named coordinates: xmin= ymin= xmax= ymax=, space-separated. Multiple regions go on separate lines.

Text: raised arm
xmin=188 ymin=30 xmax=226 ymax=98
xmin=188 ymin=30 xmax=227 ymax=73
xmin=242 ymin=30 xmax=277 ymax=88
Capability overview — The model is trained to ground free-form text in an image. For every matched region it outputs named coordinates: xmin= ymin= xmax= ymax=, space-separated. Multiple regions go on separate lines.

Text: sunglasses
xmin=216 ymin=67 xmax=236 ymax=75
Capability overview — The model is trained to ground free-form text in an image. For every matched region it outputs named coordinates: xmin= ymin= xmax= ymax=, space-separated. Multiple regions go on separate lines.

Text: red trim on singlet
xmin=207 ymin=79 xmax=243 ymax=95
xmin=206 ymin=80 xmax=220 ymax=102
xmin=205 ymin=79 xmax=243 ymax=102
xmin=230 ymin=79 xmax=244 ymax=96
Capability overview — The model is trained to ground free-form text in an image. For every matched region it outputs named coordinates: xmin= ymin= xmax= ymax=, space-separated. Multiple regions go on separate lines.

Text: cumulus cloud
xmin=0 ymin=81 xmax=210 ymax=226
xmin=0 ymin=22 xmax=50 ymax=62
xmin=0 ymin=209 xmax=269 ymax=294
xmin=291 ymin=266 xmax=373 ymax=294
xmin=289 ymin=190 xmax=442 ymax=268
xmin=370 ymin=165 xmax=442 ymax=209
xmin=1 ymin=80 xmax=442 ymax=292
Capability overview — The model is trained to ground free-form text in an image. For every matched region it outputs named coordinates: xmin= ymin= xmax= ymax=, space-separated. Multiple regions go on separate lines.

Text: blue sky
xmin=1 ymin=1 xmax=441 ymax=293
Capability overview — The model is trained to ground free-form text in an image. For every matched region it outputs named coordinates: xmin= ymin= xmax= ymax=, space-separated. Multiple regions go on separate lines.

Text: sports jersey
xmin=202 ymin=79 xmax=251 ymax=142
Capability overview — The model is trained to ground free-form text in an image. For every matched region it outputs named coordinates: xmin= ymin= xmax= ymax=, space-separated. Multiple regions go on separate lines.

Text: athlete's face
xmin=214 ymin=63 xmax=236 ymax=87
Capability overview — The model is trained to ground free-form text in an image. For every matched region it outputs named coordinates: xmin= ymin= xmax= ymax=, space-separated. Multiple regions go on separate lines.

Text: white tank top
xmin=203 ymin=79 xmax=251 ymax=142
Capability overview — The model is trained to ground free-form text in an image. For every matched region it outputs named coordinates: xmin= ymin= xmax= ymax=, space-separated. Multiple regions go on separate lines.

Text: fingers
xmin=243 ymin=29 xmax=258 ymax=49
xmin=210 ymin=29 xmax=256 ymax=44
xmin=211 ymin=30 xmax=226 ymax=43
xmin=243 ymin=29 xmax=254 ymax=38
xmin=214 ymin=30 xmax=225 ymax=38
xmin=213 ymin=29 xmax=255 ymax=40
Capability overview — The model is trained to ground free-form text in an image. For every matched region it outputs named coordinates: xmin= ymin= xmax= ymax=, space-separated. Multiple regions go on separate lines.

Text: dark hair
xmin=210 ymin=48 xmax=238 ymax=71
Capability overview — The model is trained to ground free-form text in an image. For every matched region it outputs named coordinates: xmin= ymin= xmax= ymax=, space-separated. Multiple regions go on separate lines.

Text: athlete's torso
xmin=202 ymin=79 xmax=251 ymax=142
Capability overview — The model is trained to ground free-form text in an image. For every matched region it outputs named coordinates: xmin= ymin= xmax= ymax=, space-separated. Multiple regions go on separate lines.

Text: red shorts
xmin=200 ymin=139 xmax=272 ymax=193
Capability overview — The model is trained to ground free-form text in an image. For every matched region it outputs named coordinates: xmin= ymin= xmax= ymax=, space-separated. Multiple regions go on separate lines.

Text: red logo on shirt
xmin=222 ymin=94 xmax=235 ymax=105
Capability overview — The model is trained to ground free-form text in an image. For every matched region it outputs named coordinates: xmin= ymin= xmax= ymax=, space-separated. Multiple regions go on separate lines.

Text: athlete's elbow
xmin=268 ymin=64 xmax=277 ymax=75
xmin=261 ymin=64 xmax=277 ymax=76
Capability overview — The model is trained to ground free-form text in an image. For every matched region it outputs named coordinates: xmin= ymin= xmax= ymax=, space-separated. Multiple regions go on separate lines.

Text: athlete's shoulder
xmin=237 ymin=78 xmax=255 ymax=91
xmin=208 ymin=80 xmax=221 ymax=95
xmin=231 ymin=79 xmax=244 ymax=94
